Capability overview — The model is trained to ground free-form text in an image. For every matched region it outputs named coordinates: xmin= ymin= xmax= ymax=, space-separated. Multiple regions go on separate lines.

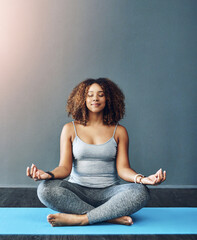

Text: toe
xmin=51 ymin=223 xmax=55 ymax=227
xmin=47 ymin=214 xmax=55 ymax=221
xmin=52 ymin=221 xmax=58 ymax=227
xmin=126 ymin=216 xmax=133 ymax=225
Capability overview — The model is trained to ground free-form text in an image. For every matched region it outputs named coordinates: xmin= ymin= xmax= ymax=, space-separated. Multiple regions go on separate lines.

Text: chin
xmin=90 ymin=109 xmax=103 ymax=113
xmin=88 ymin=107 xmax=105 ymax=113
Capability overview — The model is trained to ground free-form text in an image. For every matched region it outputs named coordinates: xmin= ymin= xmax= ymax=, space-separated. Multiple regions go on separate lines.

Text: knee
xmin=37 ymin=180 xmax=50 ymax=203
xmin=37 ymin=180 xmax=61 ymax=203
xmin=134 ymin=184 xmax=150 ymax=206
xmin=125 ymin=183 xmax=150 ymax=206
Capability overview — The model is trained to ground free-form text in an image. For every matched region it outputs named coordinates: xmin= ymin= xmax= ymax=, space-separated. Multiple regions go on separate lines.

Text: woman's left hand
xmin=141 ymin=168 xmax=166 ymax=185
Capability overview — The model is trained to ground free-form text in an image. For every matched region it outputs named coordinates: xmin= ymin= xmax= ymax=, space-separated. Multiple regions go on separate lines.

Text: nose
xmin=93 ymin=94 xmax=98 ymax=101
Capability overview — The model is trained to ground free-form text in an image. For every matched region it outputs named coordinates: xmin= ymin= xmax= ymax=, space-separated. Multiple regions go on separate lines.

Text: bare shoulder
xmin=116 ymin=124 xmax=129 ymax=142
xmin=117 ymin=124 xmax=128 ymax=135
xmin=61 ymin=122 xmax=74 ymax=139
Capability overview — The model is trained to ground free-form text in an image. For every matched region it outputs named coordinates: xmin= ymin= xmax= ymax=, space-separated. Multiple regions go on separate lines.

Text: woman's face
xmin=86 ymin=83 xmax=106 ymax=113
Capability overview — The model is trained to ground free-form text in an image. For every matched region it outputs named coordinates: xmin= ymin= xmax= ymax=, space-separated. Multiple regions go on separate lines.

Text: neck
xmin=87 ymin=111 xmax=104 ymax=126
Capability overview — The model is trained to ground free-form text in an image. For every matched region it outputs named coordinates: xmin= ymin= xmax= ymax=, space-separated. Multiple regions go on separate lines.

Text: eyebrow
xmin=88 ymin=91 xmax=104 ymax=93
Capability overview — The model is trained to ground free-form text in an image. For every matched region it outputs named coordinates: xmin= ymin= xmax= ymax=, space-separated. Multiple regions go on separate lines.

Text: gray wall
xmin=1 ymin=0 xmax=196 ymax=187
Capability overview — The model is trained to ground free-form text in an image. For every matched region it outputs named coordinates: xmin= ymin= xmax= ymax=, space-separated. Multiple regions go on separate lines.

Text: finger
xmin=28 ymin=166 xmax=33 ymax=178
xmin=26 ymin=167 xmax=31 ymax=177
xmin=33 ymin=166 xmax=37 ymax=179
xmin=156 ymin=168 xmax=160 ymax=175
xmin=153 ymin=177 xmax=158 ymax=185
xmin=37 ymin=172 xmax=41 ymax=180
xmin=33 ymin=164 xmax=38 ymax=171
xmin=152 ymin=174 xmax=160 ymax=185
xmin=30 ymin=164 xmax=34 ymax=176
xmin=157 ymin=170 xmax=166 ymax=185
xmin=157 ymin=168 xmax=162 ymax=176
xmin=158 ymin=168 xmax=163 ymax=181
xmin=32 ymin=164 xmax=38 ymax=177
xmin=159 ymin=170 xmax=165 ymax=183
xmin=161 ymin=170 xmax=166 ymax=182
xmin=159 ymin=168 xmax=163 ymax=177
xmin=154 ymin=170 xmax=160 ymax=181
xmin=32 ymin=164 xmax=38 ymax=173
xmin=155 ymin=169 xmax=162 ymax=183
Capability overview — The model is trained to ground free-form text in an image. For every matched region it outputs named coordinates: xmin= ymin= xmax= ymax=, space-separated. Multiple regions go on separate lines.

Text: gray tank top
xmin=68 ymin=121 xmax=120 ymax=188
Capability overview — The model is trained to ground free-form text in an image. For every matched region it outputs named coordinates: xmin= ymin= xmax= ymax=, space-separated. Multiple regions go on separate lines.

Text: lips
xmin=91 ymin=103 xmax=100 ymax=106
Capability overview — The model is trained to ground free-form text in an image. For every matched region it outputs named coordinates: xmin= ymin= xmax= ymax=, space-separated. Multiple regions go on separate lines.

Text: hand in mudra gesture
xmin=26 ymin=164 xmax=51 ymax=181
xmin=141 ymin=168 xmax=166 ymax=185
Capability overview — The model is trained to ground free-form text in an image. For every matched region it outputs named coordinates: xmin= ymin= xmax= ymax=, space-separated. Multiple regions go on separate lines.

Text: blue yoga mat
xmin=1 ymin=207 xmax=196 ymax=235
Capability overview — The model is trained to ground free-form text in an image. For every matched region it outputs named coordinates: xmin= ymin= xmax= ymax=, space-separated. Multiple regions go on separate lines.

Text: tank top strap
xmin=112 ymin=123 xmax=119 ymax=138
xmin=72 ymin=121 xmax=78 ymax=137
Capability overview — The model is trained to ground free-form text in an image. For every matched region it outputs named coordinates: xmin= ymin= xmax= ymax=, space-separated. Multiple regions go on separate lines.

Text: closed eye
xmin=87 ymin=94 xmax=105 ymax=97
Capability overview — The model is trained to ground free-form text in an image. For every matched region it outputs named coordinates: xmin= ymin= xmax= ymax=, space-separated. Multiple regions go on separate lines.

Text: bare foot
xmin=47 ymin=213 xmax=89 ymax=227
xmin=107 ymin=216 xmax=133 ymax=225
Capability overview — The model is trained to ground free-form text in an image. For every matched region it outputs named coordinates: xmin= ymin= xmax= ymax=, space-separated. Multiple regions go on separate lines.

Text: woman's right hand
xmin=26 ymin=164 xmax=51 ymax=181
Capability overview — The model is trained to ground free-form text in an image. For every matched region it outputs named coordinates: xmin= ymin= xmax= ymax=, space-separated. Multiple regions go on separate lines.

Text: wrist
xmin=139 ymin=176 xmax=146 ymax=184
xmin=134 ymin=174 xmax=144 ymax=184
xmin=46 ymin=171 xmax=55 ymax=179
xmin=137 ymin=176 xmax=142 ymax=183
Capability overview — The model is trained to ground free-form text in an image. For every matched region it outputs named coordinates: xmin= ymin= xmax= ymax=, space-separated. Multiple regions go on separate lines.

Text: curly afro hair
xmin=66 ymin=78 xmax=125 ymax=125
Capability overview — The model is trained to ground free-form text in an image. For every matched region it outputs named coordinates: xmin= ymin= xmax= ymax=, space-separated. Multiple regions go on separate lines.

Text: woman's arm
xmin=27 ymin=123 xmax=73 ymax=181
xmin=116 ymin=125 xmax=166 ymax=185
xmin=116 ymin=125 xmax=139 ymax=182
xmin=53 ymin=123 xmax=73 ymax=178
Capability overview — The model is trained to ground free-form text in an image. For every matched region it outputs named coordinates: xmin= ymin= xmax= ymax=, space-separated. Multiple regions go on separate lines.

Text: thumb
xmin=142 ymin=176 xmax=156 ymax=185
xmin=40 ymin=172 xmax=51 ymax=180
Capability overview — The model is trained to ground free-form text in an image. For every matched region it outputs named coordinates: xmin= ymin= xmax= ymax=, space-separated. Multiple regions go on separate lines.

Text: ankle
xmin=79 ymin=214 xmax=89 ymax=225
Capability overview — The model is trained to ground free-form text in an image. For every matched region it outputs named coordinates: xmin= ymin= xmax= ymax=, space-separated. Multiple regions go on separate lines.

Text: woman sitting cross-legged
xmin=26 ymin=78 xmax=166 ymax=227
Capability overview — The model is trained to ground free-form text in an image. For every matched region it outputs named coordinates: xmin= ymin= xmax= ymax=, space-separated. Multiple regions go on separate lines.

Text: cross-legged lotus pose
xmin=26 ymin=78 xmax=166 ymax=227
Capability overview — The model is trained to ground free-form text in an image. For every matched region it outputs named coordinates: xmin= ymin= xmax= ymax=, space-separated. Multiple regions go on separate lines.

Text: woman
xmin=27 ymin=78 xmax=166 ymax=227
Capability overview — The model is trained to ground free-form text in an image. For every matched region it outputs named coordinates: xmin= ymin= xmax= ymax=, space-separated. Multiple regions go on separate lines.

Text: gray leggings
xmin=37 ymin=180 xmax=150 ymax=224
